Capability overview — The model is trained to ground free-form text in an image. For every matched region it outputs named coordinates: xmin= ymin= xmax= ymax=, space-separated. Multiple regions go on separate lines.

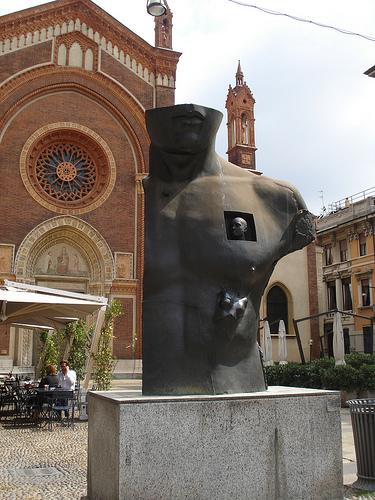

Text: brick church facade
xmin=0 ymin=0 xmax=180 ymax=374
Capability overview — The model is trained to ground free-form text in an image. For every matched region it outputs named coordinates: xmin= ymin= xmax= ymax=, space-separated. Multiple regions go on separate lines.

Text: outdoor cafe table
xmin=34 ymin=388 xmax=75 ymax=429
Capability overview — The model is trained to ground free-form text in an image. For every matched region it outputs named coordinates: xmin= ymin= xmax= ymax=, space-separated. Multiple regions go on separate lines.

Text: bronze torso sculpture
xmin=142 ymin=104 xmax=314 ymax=395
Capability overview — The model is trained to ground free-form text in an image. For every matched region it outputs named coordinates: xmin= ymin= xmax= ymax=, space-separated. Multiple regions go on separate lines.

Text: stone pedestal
xmin=87 ymin=387 xmax=343 ymax=500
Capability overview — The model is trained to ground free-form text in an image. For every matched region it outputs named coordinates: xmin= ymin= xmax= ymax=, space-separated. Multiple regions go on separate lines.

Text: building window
xmin=361 ymin=278 xmax=371 ymax=307
xmin=21 ymin=124 xmax=116 ymax=215
xmin=341 ymin=278 xmax=352 ymax=311
xmin=35 ymin=142 xmax=97 ymax=202
xmin=343 ymin=328 xmax=351 ymax=354
xmin=359 ymin=233 xmax=367 ymax=256
xmin=339 ymin=239 xmax=348 ymax=262
xmin=327 ymin=281 xmax=337 ymax=310
xmin=363 ymin=326 xmax=373 ymax=354
xmin=231 ymin=120 xmax=236 ymax=147
xmin=324 ymin=244 xmax=333 ymax=265
xmin=266 ymin=285 xmax=289 ymax=334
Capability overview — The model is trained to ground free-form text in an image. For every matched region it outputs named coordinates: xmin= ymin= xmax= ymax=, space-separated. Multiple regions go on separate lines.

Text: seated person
xmin=39 ymin=364 xmax=59 ymax=388
xmin=57 ymin=360 xmax=76 ymax=390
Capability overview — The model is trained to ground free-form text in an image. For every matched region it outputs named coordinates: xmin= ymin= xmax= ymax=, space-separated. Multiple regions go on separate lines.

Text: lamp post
xmin=364 ymin=65 xmax=375 ymax=78
xmin=146 ymin=0 xmax=167 ymax=16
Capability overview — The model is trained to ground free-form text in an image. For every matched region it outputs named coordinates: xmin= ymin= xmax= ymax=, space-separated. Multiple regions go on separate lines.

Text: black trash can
xmin=348 ymin=399 xmax=375 ymax=491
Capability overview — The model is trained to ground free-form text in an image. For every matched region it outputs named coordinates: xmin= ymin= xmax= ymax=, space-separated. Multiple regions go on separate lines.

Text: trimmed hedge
xmin=265 ymin=354 xmax=375 ymax=392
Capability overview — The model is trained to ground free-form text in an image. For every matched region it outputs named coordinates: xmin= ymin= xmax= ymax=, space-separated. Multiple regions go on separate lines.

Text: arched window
xmin=68 ymin=42 xmax=83 ymax=68
xmin=231 ymin=120 xmax=236 ymax=147
xmin=84 ymin=48 xmax=94 ymax=71
xmin=57 ymin=43 xmax=67 ymax=65
xmin=267 ymin=285 xmax=289 ymax=334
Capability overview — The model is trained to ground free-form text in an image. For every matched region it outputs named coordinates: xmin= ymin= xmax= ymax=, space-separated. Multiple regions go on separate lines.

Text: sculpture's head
xmin=231 ymin=217 xmax=248 ymax=240
xmin=146 ymin=104 xmax=223 ymax=154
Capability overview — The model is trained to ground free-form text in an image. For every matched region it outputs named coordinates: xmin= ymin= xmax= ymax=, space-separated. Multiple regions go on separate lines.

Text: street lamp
xmin=146 ymin=0 xmax=167 ymax=16
xmin=364 ymin=65 xmax=375 ymax=78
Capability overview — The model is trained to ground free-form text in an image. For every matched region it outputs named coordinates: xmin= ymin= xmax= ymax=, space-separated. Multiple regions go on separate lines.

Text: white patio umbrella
xmin=263 ymin=320 xmax=273 ymax=367
xmin=278 ymin=320 xmax=288 ymax=365
xmin=333 ymin=311 xmax=346 ymax=366
xmin=0 ymin=280 xmax=108 ymax=389
xmin=0 ymin=280 xmax=106 ymax=329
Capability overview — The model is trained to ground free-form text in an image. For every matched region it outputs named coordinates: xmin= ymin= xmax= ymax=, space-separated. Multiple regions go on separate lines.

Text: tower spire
xmin=225 ymin=62 xmax=258 ymax=172
xmin=236 ymin=60 xmax=244 ymax=86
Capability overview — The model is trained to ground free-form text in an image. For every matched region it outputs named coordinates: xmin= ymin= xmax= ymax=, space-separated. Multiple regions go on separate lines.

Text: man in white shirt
xmin=57 ymin=360 xmax=76 ymax=390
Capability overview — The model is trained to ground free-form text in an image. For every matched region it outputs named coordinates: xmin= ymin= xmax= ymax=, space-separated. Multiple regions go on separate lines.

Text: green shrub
xmin=310 ymin=358 xmax=335 ymax=370
xmin=265 ymin=365 xmax=284 ymax=386
xmin=265 ymin=353 xmax=375 ymax=391
xmin=345 ymin=353 xmax=375 ymax=369
xmin=265 ymin=363 xmax=323 ymax=389
xmin=38 ymin=329 xmax=65 ymax=377
xmin=39 ymin=331 xmax=59 ymax=377
xmin=265 ymin=360 xmax=365 ymax=391
xmin=92 ymin=300 xmax=123 ymax=391
xmin=358 ymin=364 xmax=375 ymax=391
xmin=67 ymin=320 xmax=92 ymax=381
xmin=300 ymin=363 xmax=323 ymax=388
xmin=321 ymin=365 xmax=358 ymax=391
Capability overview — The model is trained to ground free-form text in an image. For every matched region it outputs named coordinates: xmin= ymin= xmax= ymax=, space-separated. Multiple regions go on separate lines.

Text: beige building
xmin=315 ymin=188 xmax=375 ymax=356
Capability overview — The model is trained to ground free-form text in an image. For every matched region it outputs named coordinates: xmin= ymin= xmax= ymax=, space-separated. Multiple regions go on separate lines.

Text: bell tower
xmin=154 ymin=1 xmax=173 ymax=49
xmin=226 ymin=61 xmax=257 ymax=171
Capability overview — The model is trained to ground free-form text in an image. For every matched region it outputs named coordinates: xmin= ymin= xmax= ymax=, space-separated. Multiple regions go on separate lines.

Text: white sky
xmin=2 ymin=0 xmax=375 ymax=214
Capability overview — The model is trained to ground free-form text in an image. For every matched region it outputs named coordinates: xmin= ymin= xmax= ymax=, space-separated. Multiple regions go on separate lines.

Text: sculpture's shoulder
xmin=219 ymin=157 xmax=306 ymax=211
xmin=258 ymin=174 xmax=308 ymax=211
xmin=218 ymin=157 xmax=315 ymax=252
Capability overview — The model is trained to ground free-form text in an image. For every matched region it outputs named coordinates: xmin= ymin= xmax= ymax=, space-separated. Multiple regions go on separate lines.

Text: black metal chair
xmin=11 ymin=388 xmax=40 ymax=426
xmin=0 ymin=382 xmax=18 ymax=420
xmin=43 ymin=390 xmax=76 ymax=431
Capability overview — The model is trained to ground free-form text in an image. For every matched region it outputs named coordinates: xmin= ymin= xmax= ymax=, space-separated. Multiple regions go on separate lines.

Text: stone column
xmin=16 ymin=328 xmax=33 ymax=368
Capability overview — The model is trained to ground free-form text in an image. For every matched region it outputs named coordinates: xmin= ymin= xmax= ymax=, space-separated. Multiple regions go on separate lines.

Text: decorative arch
xmin=266 ymin=282 xmax=293 ymax=335
xmin=0 ymin=67 xmax=147 ymax=173
xmin=15 ymin=216 xmax=115 ymax=286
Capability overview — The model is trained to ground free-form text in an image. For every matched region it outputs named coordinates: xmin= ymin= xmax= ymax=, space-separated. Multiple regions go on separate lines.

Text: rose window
xmin=21 ymin=127 xmax=116 ymax=214
xmin=35 ymin=142 xmax=97 ymax=202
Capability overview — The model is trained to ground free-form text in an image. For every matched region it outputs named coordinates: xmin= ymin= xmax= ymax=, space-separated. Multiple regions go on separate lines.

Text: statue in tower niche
xmin=142 ymin=104 xmax=315 ymax=396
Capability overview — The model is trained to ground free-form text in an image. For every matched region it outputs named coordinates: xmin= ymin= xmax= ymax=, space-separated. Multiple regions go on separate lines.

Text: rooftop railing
xmin=328 ymin=187 xmax=375 ymax=213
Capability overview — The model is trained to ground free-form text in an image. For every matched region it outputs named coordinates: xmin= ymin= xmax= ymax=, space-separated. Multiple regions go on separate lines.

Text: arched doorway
xmin=266 ymin=285 xmax=290 ymax=334
xmin=15 ymin=215 xmax=114 ymax=295
xmin=12 ymin=216 xmax=115 ymax=374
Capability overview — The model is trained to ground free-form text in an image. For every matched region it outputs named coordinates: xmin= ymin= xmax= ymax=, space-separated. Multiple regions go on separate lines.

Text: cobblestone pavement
xmin=0 ymin=419 xmax=87 ymax=500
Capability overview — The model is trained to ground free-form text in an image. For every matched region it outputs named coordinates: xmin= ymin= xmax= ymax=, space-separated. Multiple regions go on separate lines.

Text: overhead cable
xmin=227 ymin=0 xmax=375 ymax=42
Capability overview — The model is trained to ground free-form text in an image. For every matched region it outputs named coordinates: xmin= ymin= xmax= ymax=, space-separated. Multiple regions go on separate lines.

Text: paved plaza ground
xmin=0 ymin=381 xmax=373 ymax=500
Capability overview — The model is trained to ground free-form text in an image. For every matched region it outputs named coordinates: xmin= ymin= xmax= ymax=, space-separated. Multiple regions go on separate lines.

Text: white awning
xmin=0 ymin=280 xmax=107 ymax=329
